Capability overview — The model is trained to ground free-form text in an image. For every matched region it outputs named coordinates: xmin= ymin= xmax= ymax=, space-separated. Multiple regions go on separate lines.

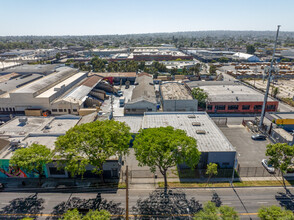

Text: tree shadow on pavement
xmin=0 ymin=193 xmax=44 ymax=220
xmin=211 ymin=192 xmax=222 ymax=207
xmin=132 ymin=189 xmax=202 ymax=220
xmin=48 ymin=193 xmax=124 ymax=220
xmin=275 ymin=189 xmax=294 ymax=211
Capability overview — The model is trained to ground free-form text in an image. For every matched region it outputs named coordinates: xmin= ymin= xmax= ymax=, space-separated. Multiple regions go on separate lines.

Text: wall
xmin=0 ymin=159 xmax=48 ymax=178
xmin=162 ymin=99 xmax=198 ymax=112
xmin=208 ymin=152 xmax=236 ymax=168
xmin=124 ymin=100 xmax=157 ymax=115
xmin=206 ymin=101 xmax=278 ymax=113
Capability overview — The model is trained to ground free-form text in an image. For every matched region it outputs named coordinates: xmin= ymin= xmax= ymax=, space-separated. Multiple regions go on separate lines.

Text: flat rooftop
xmin=0 ymin=115 xmax=80 ymax=159
xmin=199 ymin=84 xmax=275 ymax=102
xmin=12 ymin=67 xmax=76 ymax=95
xmin=94 ymin=72 xmax=136 ymax=78
xmin=0 ymin=74 xmax=43 ymax=94
xmin=115 ymin=112 xmax=235 ymax=152
xmin=161 ymin=82 xmax=193 ymax=100
xmin=36 ymin=71 xmax=87 ymax=98
xmin=0 ymin=64 xmax=60 ymax=75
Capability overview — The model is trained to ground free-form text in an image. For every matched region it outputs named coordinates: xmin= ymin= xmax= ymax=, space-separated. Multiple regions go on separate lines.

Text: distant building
xmin=232 ymin=52 xmax=260 ymax=62
xmin=94 ymin=72 xmax=136 ymax=85
xmin=0 ymin=67 xmax=102 ymax=115
xmin=160 ymin=82 xmax=198 ymax=112
xmin=124 ymin=74 xmax=157 ymax=115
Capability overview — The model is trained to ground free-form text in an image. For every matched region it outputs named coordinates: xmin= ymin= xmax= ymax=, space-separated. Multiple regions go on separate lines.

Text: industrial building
xmin=115 ymin=112 xmax=236 ymax=168
xmin=0 ymin=115 xmax=121 ymax=179
xmin=0 ymin=67 xmax=102 ymax=115
xmin=197 ymin=84 xmax=279 ymax=113
xmin=160 ymin=82 xmax=198 ymax=112
xmin=94 ymin=72 xmax=136 ymax=85
xmin=232 ymin=52 xmax=260 ymax=62
xmin=124 ymin=74 xmax=157 ymax=115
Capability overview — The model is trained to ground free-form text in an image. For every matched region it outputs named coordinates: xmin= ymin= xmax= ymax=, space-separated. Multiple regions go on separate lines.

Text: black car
xmin=251 ymin=134 xmax=266 ymax=140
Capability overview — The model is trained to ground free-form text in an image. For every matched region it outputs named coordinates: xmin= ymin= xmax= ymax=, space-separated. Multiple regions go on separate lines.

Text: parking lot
xmin=219 ymin=125 xmax=271 ymax=168
xmin=100 ymin=85 xmax=134 ymax=117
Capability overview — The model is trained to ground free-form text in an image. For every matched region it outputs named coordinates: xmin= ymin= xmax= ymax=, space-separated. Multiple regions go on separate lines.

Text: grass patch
xmin=158 ymin=180 xmax=294 ymax=188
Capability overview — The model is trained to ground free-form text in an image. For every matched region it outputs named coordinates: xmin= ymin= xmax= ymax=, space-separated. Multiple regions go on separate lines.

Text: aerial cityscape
xmin=0 ymin=0 xmax=294 ymax=219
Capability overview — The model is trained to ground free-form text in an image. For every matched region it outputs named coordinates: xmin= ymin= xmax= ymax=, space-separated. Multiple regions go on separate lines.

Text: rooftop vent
xmin=196 ymin=130 xmax=206 ymax=134
xmin=19 ymin=117 xmax=28 ymax=124
xmin=192 ymin=122 xmax=201 ymax=126
xmin=188 ymin=115 xmax=196 ymax=118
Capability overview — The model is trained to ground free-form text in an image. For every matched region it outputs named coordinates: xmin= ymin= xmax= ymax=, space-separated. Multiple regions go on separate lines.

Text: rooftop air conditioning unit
xmin=196 ymin=130 xmax=206 ymax=134
xmin=19 ymin=117 xmax=28 ymax=124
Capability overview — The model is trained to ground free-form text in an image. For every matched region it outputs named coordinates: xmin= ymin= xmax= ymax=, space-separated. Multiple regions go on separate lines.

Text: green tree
xmin=133 ymin=126 xmax=201 ymax=191
xmin=10 ymin=144 xmax=52 ymax=186
xmin=206 ymin=163 xmax=218 ymax=186
xmin=55 ymin=52 xmax=61 ymax=60
xmin=246 ymin=45 xmax=256 ymax=54
xmin=60 ymin=209 xmax=111 ymax=220
xmin=194 ymin=201 xmax=239 ymax=220
xmin=266 ymin=143 xmax=294 ymax=189
xmin=55 ymin=120 xmax=132 ymax=180
xmin=209 ymin=65 xmax=217 ymax=74
xmin=273 ymin=87 xmax=279 ymax=98
xmin=258 ymin=205 xmax=294 ymax=220
xmin=191 ymin=87 xmax=208 ymax=109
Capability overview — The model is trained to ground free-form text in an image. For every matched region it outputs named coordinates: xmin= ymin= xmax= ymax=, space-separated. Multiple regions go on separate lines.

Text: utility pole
xmin=259 ymin=25 xmax=281 ymax=128
xmin=125 ymin=165 xmax=129 ymax=220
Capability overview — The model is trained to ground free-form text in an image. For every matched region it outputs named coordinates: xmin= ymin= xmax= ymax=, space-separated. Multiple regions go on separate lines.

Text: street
xmin=0 ymin=186 xmax=293 ymax=219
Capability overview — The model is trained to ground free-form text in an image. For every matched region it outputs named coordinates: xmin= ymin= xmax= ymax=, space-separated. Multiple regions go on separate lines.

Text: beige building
xmin=160 ymin=82 xmax=198 ymax=112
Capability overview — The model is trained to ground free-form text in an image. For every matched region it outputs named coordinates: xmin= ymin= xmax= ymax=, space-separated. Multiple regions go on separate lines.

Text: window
xmin=254 ymin=105 xmax=262 ymax=110
xmin=58 ymin=109 xmax=63 ymax=112
xmin=267 ymin=105 xmax=276 ymax=110
xmin=64 ymin=109 xmax=66 ymax=112
xmin=73 ymin=109 xmax=77 ymax=112
xmin=242 ymin=105 xmax=250 ymax=110
xmin=228 ymin=105 xmax=238 ymax=110
xmin=49 ymin=167 xmax=66 ymax=175
xmin=52 ymin=109 xmax=57 ymax=112
xmin=207 ymin=105 xmax=213 ymax=110
xmin=215 ymin=105 xmax=225 ymax=110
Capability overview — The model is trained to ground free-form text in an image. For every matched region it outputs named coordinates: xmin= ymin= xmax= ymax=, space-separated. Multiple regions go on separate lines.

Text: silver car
xmin=261 ymin=159 xmax=275 ymax=174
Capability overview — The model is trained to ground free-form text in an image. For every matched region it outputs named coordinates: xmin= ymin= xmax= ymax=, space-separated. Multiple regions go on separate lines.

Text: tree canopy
xmin=246 ymin=44 xmax=256 ymax=54
xmin=206 ymin=163 xmax=218 ymax=186
xmin=258 ymin=205 xmax=294 ymax=220
xmin=265 ymin=143 xmax=294 ymax=188
xmin=60 ymin=209 xmax=111 ymax=220
xmin=133 ymin=126 xmax=201 ymax=190
xmin=54 ymin=120 xmax=132 ymax=178
xmin=194 ymin=201 xmax=239 ymax=220
xmin=10 ymin=144 xmax=52 ymax=186
xmin=191 ymin=87 xmax=208 ymax=109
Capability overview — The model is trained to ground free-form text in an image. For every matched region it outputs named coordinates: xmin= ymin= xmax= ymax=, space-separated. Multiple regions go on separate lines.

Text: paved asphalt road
xmin=0 ymin=186 xmax=293 ymax=219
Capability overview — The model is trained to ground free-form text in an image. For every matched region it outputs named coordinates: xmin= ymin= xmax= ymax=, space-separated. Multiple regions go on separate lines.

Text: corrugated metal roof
xmin=129 ymin=75 xmax=156 ymax=104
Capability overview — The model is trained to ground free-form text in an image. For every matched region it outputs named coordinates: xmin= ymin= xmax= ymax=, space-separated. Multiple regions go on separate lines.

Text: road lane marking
xmin=257 ymin=202 xmax=268 ymax=204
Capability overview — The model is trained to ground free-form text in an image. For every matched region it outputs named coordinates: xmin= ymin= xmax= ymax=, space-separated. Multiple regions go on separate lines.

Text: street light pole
xmin=259 ymin=25 xmax=281 ymax=128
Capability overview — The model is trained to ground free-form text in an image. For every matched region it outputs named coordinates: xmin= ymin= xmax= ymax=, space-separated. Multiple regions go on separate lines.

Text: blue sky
xmin=0 ymin=0 xmax=293 ymax=36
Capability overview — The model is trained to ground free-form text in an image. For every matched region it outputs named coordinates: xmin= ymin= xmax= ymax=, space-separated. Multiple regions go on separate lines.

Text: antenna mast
xmin=259 ymin=25 xmax=281 ymax=128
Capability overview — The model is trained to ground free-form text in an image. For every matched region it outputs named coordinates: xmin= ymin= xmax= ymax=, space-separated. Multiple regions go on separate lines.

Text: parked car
xmin=261 ymin=159 xmax=275 ymax=174
xmin=0 ymin=183 xmax=5 ymax=191
xmin=251 ymin=134 xmax=266 ymax=140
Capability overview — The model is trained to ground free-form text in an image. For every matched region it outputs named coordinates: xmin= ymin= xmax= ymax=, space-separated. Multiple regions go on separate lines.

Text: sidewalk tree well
xmin=194 ymin=201 xmax=239 ymax=220
xmin=133 ymin=126 xmax=201 ymax=191
xmin=54 ymin=120 xmax=132 ymax=179
xmin=265 ymin=143 xmax=294 ymax=189
xmin=10 ymin=144 xmax=52 ymax=186
xmin=60 ymin=209 xmax=111 ymax=220
xmin=258 ymin=205 xmax=294 ymax=220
